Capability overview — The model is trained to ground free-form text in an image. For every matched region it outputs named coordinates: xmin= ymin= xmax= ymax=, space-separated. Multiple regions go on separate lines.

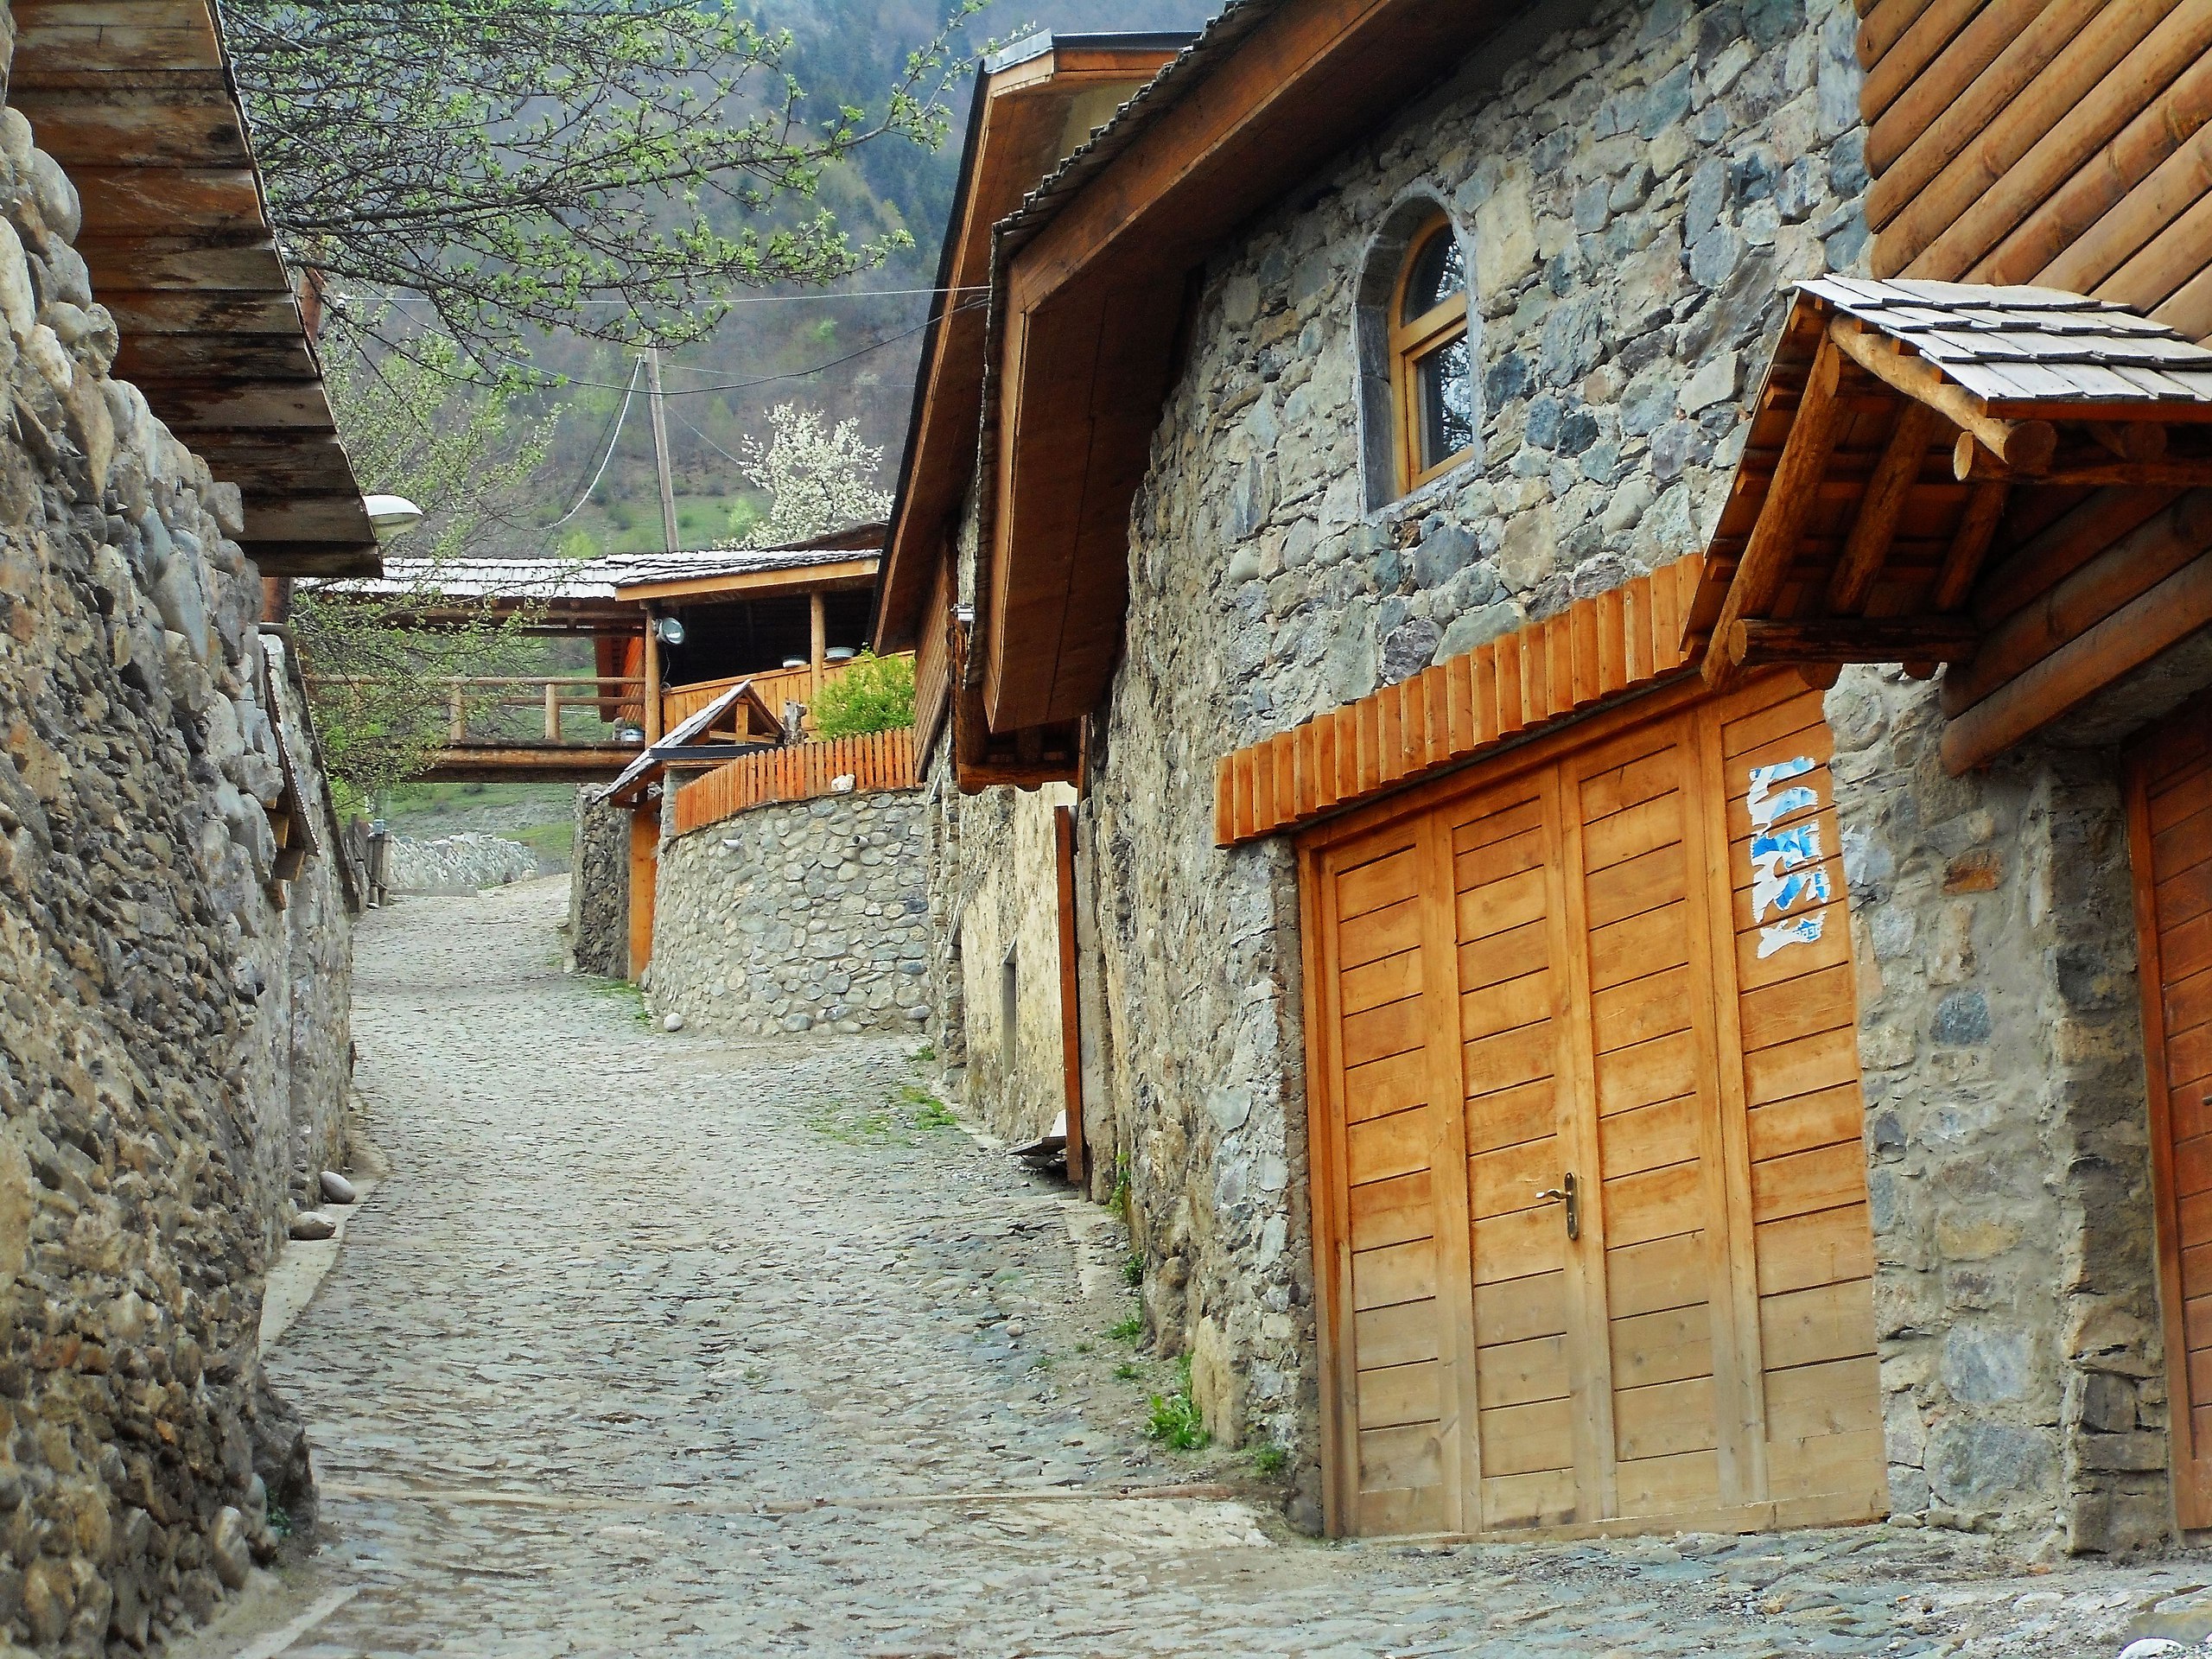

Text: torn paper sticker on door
xmin=1748 ymin=756 xmax=1827 ymax=958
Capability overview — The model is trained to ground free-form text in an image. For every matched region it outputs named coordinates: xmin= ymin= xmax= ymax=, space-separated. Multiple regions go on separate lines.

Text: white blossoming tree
xmin=733 ymin=404 xmax=893 ymax=548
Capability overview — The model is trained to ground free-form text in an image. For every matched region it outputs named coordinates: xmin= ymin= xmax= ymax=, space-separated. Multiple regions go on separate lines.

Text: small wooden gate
xmin=2130 ymin=696 xmax=2212 ymax=1529
xmin=1300 ymin=672 xmax=1887 ymax=1538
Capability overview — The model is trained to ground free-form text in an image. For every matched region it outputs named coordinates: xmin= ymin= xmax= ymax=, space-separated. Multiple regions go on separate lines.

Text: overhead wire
xmin=542 ymin=357 xmax=644 ymax=529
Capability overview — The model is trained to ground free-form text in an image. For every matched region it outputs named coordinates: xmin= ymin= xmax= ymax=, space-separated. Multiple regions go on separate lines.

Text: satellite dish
xmin=363 ymin=494 xmax=425 ymax=543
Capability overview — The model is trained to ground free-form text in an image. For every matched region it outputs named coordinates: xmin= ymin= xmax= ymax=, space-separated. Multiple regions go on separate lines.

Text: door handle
xmin=1535 ymin=1173 xmax=1581 ymax=1241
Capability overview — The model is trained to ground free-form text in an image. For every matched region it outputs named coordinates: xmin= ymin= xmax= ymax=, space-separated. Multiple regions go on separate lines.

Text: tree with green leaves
xmin=811 ymin=652 xmax=917 ymax=739
xmin=291 ymin=335 xmax=558 ymax=812
xmin=224 ymin=0 xmax=984 ymax=366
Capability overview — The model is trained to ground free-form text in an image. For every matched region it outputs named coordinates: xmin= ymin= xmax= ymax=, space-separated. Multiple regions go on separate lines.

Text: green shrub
xmin=1146 ymin=1359 xmax=1209 ymax=1452
xmin=812 ymin=651 xmax=915 ymax=739
xmin=1249 ymin=1442 xmax=1289 ymax=1478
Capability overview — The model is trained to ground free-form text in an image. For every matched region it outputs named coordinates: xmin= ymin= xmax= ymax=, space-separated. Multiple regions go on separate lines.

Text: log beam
xmin=1953 ymin=441 xmax=2212 ymax=487
xmin=1942 ymin=548 xmax=2212 ymax=773
xmin=1728 ymin=616 xmax=1981 ymax=666
xmin=1831 ymin=317 xmax=2057 ymax=472
xmin=1931 ymin=480 xmax=2011 ymax=610
xmin=1703 ymin=338 xmax=1846 ymax=690
xmin=1827 ymin=400 xmax=1946 ymax=613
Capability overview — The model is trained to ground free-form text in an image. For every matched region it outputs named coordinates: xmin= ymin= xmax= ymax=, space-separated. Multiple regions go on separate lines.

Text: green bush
xmin=812 ymin=650 xmax=916 ymax=739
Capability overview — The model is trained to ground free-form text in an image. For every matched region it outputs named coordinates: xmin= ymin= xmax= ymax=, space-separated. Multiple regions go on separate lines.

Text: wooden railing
xmin=307 ymin=675 xmax=645 ymax=742
xmin=674 ymin=727 xmax=918 ymax=835
xmin=662 ymin=652 xmax=914 ymax=734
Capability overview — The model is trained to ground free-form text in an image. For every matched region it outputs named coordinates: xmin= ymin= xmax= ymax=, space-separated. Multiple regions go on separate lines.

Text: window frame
xmin=1389 ymin=213 xmax=1474 ymax=494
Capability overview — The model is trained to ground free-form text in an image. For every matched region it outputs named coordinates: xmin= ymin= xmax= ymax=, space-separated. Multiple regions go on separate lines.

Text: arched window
xmin=1391 ymin=213 xmax=1474 ymax=492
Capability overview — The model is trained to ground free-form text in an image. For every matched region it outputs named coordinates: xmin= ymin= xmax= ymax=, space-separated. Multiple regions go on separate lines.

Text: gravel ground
xmin=219 ymin=876 xmax=2212 ymax=1658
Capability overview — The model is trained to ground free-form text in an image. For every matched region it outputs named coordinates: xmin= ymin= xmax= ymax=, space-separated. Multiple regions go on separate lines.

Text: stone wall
xmin=645 ymin=789 xmax=931 ymax=1039
xmin=1066 ymin=0 xmax=1870 ymax=1520
xmin=385 ymin=831 xmax=538 ymax=895
xmin=1827 ymin=667 xmax=2164 ymax=1554
xmin=0 ymin=22 xmax=358 ymax=1646
xmin=568 ymin=787 xmax=629 ymax=978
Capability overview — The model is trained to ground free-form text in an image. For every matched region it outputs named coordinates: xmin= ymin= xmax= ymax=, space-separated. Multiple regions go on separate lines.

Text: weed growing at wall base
xmin=1146 ymin=1357 xmax=1208 ymax=1452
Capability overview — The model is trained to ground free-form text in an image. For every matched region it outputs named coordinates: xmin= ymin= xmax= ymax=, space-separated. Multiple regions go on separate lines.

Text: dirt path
xmin=211 ymin=876 xmax=2202 ymax=1657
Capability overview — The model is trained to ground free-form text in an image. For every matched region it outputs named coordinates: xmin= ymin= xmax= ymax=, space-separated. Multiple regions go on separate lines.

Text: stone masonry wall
xmin=0 ymin=16 xmax=357 ymax=1647
xmin=568 ymin=788 xmax=629 ymax=978
xmin=646 ymin=790 xmax=931 ymax=1039
xmin=1827 ymin=667 xmax=2164 ymax=1554
xmin=1080 ymin=0 xmax=1872 ymax=1522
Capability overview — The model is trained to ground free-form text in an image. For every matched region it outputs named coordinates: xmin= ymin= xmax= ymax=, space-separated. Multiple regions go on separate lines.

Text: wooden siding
xmin=1216 ymin=557 xmax=1704 ymax=846
xmin=1859 ymin=0 xmax=2212 ymax=344
xmin=1300 ymin=672 xmax=1885 ymax=1540
xmin=2129 ymin=692 xmax=2212 ymax=1526
xmin=673 ymin=728 xmax=919 ymax=836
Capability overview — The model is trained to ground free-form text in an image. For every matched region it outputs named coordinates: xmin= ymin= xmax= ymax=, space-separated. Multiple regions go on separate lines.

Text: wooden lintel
xmin=1728 ymin=616 xmax=1980 ymax=666
xmin=1930 ymin=480 xmax=2009 ymax=611
xmin=1828 ymin=315 xmax=2056 ymax=474
xmin=2089 ymin=422 xmax=2169 ymax=463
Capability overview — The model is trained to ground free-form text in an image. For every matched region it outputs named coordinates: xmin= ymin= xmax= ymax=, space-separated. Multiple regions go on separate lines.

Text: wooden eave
xmin=982 ymin=0 xmax=1532 ymax=735
xmin=1214 ymin=558 xmax=1704 ymax=844
xmin=618 ymin=556 xmax=880 ymax=605
xmin=11 ymin=0 xmax=378 ymax=576
xmin=1682 ymin=279 xmax=2212 ymax=775
xmin=874 ymin=35 xmax=1184 ymax=656
xmin=600 ymin=679 xmax=786 ymax=808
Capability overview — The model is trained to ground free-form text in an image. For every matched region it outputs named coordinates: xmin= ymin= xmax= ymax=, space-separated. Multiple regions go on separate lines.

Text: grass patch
xmin=1145 ymin=1357 xmax=1209 ymax=1452
xmin=804 ymin=1105 xmax=899 ymax=1145
xmin=588 ymin=977 xmax=653 ymax=1026
xmin=912 ymin=1044 xmax=937 ymax=1064
xmin=1113 ymin=1362 xmax=1141 ymax=1382
xmin=1107 ymin=1313 xmax=1142 ymax=1341
xmin=899 ymin=1084 xmax=957 ymax=1130
xmin=1122 ymin=1251 xmax=1145 ymax=1288
xmin=1249 ymin=1442 xmax=1289 ymax=1478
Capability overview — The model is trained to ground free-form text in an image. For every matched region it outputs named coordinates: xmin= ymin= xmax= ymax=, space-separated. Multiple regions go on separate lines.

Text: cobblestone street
xmin=219 ymin=877 xmax=2211 ymax=1658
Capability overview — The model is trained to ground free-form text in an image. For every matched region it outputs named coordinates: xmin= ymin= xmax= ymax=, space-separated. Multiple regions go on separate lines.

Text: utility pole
xmin=645 ymin=346 xmax=679 ymax=557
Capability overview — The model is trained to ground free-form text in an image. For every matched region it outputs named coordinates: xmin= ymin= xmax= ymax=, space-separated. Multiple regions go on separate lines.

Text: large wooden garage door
xmin=2131 ymin=696 xmax=2212 ymax=1529
xmin=1304 ymin=673 xmax=1886 ymax=1538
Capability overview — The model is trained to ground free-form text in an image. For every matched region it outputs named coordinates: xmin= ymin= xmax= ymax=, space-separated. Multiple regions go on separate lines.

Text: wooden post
xmin=626 ymin=806 xmax=658 ymax=981
xmin=642 ymin=614 xmax=664 ymax=743
xmin=1053 ymin=804 xmax=1086 ymax=1186
xmin=448 ymin=682 xmax=466 ymax=742
xmin=543 ymin=681 xmax=562 ymax=742
xmin=810 ymin=590 xmax=828 ymax=707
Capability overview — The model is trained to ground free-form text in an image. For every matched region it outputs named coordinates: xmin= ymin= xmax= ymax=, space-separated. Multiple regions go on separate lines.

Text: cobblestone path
xmin=239 ymin=877 xmax=2209 ymax=1658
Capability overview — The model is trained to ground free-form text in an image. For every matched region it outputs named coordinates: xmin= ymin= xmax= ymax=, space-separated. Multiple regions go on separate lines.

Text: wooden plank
xmin=1478 ymin=1396 xmax=1577 ymax=1477
xmin=1747 ymin=1083 xmax=1866 ymax=1165
xmin=1473 ymin=1270 xmax=1570 ymax=1347
xmin=1614 ymin=1376 xmax=1720 ymax=1461
xmin=1475 ymin=1332 xmax=1572 ymax=1410
xmin=1353 ymin=1237 xmax=1438 ymax=1312
xmin=1356 ymin=1299 xmax=1444 ymax=1371
xmin=1605 ymin=1231 xmax=1713 ymax=1319
xmin=1350 ymin=1169 xmax=1433 ymax=1253
xmin=1347 ymin=1106 xmax=1432 ymax=1187
xmin=1594 ymin=1028 xmax=1699 ymax=1116
xmin=1610 ymin=1301 xmax=1714 ymax=1390
xmin=1759 ymin=1280 xmax=1878 ymax=1370
xmin=1827 ymin=401 xmax=1948 ymax=614
xmin=1357 ymin=1360 xmax=1445 ymax=1432
xmin=1757 ymin=1205 xmax=1878 ymax=1297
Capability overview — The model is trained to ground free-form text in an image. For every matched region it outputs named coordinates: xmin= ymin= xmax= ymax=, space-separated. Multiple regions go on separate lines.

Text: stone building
xmin=0 ymin=1 xmax=375 ymax=1648
xmin=876 ymin=0 xmax=2212 ymax=1554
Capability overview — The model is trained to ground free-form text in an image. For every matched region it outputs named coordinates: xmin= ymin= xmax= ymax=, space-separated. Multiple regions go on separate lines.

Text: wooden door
xmin=2130 ymin=696 xmax=2212 ymax=1528
xmin=1304 ymin=673 xmax=1886 ymax=1538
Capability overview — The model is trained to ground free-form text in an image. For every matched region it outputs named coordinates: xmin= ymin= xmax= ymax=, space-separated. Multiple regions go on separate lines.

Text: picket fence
xmin=673 ymin=727 xmax=918 ymax=835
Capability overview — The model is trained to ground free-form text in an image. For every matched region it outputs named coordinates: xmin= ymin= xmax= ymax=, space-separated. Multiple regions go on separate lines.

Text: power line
xmin=488 ymin=299 xmax=982 ymax=395
xmin=543 ymin=358 xmax=644 ymax=529
xmin=372 ymin=285 xmax=986 ymax=313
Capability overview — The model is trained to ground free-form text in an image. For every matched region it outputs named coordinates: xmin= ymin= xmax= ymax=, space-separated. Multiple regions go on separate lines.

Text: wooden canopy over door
xmin=2130 ymin=695 xmax=2212 ymax=1527
xmin=1300 ymin=671 xmax=1885 ymax=1539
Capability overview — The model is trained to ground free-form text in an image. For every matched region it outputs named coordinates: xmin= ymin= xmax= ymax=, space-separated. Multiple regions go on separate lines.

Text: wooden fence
xmin=674 ymin=727 xmax=918 ymax=835
xmin=662 ymin=652 xmax=915 ymax=734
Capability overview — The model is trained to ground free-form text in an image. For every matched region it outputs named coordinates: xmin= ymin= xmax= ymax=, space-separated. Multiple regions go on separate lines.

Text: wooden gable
xmin=11 ymin=0 xmax=378 ymax=575
xmin=1681 ymin=279 xmax=2212 ymax=774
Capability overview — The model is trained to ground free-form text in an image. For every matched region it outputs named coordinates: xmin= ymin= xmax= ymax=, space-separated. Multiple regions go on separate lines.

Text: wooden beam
xmin=1829 ymin=316 xmax=2057 ymax=472
xmin=1827 ymin=400 xmax=1945 ymax=613
xmin=2089 ymin=422 xmax=2171 ymax=463
xmin=1974 ymin=486 xmax=2183 ymax=626
xmin=1931 ymin=480 xmax=2010 ymax=609
xmin=1942 ymin=549 xmax=2212 ymax=772
xmin=614 ymin=556 xmax=879 ymax=603
xmin=1703 ymin=340 xmax=1846 ymax=690
xmin=1953 ymin=443 xmax=2212 ymax=487
xmin=1942 ymin=488 xmax=2212 ymax=712
xmin=626 ymin=808 xmax=658 ymax=981
xmin=1728 ymin=616 xmax=1980 ymax=665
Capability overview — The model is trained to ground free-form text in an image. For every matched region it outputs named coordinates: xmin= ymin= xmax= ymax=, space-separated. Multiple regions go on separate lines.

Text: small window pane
xmin=1402 ymin=227 xmax=1465 ymax=325
xmin=1416 ymin=334 xmax=1474 ymax=474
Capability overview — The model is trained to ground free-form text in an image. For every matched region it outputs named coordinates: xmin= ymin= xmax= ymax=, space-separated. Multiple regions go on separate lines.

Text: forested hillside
xmin=502 ymin=0 xmax=1215 ymax=559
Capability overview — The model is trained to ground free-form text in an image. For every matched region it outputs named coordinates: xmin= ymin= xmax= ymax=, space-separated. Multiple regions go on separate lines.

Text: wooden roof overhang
xmin=619 ymin=555 xmax=880 ymax=606
xmin=1214 ymin=558 xmax=1706 ymax=845
xmin=976 ymin=0 xmax=1538 ymax=760
xmin=601 ymin=680 xmax=785 ymax=809
xmin=873 ymin=33 xmax=1188 ymax=660
xmin=11 ymin=1 xmax=378 ymax=575
xmin=1681 ymin=279 xmax=2212 ymax=774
